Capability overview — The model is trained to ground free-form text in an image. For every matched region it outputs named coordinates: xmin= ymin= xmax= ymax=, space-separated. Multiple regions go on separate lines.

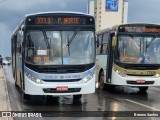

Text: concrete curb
xmin=0 ymin=68 xmax=13 ymax=120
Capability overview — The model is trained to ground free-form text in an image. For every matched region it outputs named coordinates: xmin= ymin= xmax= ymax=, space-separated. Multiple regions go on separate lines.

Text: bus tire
xmin=98 ymin=71 xmax=106 ymax=90
xmin=22 ymin=92 xmax=30 ymax=100
xmin=139 ymin=87 xmax=148 ymax=92
xmin=73 ymin=94 xmax=82 ymax=100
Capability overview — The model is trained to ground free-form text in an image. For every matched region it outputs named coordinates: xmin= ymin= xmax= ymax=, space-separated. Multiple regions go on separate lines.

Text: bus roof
xmin=24 ymin=11 xmax=94 ymax=19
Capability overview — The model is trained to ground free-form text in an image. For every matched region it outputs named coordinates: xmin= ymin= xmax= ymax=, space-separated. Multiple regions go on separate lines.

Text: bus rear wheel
xmin=139 ymin=87 xmax=148 ymax=92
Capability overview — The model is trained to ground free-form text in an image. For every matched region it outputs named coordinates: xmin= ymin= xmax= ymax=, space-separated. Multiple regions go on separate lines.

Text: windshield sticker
xmin=52 ymin=50 xmax=56 ymax=56
xmin=44 ymin=56 xmax=50 ymax=63
xmin=120 ymin=56 xmax=138 ymax=62
xmin=63 ymin=58 xmax=70 ymax=65
xmin=34 ymin=56 xmax=41 ymax=63
xmin=154 ymin=48 xmax=159 ymax=52
xmin=37 ymin=50 xmax=47 ymax=55
xmin=144 ymin=57 xmax=150 ymax=63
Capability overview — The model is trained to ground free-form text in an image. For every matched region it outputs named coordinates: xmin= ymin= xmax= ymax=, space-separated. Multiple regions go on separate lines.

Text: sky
xmin=0 ymin=0 xmax=160 ymax=57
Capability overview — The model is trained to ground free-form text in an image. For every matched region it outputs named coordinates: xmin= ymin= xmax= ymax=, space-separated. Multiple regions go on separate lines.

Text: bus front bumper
xmin=24 ymin=76 xmax=95 ymax=96
xmin=111 ymin=70 xmax=160 ymax=87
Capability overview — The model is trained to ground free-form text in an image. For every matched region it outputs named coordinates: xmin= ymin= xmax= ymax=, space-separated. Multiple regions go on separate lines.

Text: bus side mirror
xmin=112 ymin=36 xmax=117 ymax=47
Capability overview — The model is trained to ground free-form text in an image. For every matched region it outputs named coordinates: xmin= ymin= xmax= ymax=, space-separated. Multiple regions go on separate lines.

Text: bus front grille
xmin=25 ymin=63 xmax=94 ymax=73
xmin=42 ymin=79 xmax=81 ymax=82
xmin=37 ymin=68 xmax=85 ymax=73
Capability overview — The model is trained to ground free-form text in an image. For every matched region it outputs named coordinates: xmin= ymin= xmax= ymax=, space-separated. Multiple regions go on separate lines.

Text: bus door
xmin=96 ymin=34 xmax=103 ymax=79
xmin=15 ymin=31 xmax=23 ymax=89
xmin=12 ymin=35 xmax=17 ymax=80
xmin=106 ymin=33 xmax=115 ymax=84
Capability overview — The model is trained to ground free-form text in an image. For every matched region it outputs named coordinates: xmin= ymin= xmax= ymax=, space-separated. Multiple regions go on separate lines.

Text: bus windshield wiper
xmin=129 ymin=34 xmax=134 ymax=39
xmin=146 ymin=35 xmax=157 ymax=48
xmin=66 ymin=28 xmax=79 ymax=47
xmin=42 ymin=27 xmax=50 ymax=49
xmin=66 ymin=28 xmax=80 ymax=56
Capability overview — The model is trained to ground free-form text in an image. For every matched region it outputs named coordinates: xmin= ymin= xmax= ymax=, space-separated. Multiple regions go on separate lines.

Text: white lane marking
xmin=125 ymin=99 xmax=160 ymax=111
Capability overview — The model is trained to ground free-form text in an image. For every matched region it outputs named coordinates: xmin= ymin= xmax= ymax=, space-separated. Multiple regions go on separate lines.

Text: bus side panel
xmin=11 ymin=36 xmax=17 ymax=80
xmin=15 ymin=46 xmax=21 ymax=88
xmin=15 ymin=29 xmax=23 ymax=89
xmin=96 ymin=55 xmax=107 ymax=83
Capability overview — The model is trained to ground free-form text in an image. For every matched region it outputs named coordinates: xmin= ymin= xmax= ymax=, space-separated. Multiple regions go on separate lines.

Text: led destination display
xmin=119 ymin=25 xmax=160 ymax=33
xmin=26 ymin=16 xmax=94 ymax=25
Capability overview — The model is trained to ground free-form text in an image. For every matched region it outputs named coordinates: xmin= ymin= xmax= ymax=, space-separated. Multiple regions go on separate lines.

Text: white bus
xmin=11 ymin=12 xmax=96 ymax=100
xmin=96 ymin=23 xmax=160 ymax=92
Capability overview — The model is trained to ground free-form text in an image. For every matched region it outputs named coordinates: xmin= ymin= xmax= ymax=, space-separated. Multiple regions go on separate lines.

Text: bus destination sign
xmin=119 ymin=25 xmax=160 ymax=33
xmin=55 ymin=17 xmax=80 ymax=25
xmin=35 ymin=17 xmax=52 ymax=24
xmin=27 ymin=16 xmax=91 ymax=25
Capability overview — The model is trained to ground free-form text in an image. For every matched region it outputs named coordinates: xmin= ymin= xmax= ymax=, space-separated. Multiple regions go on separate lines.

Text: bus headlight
xmin=82 ymin=72 xmax=95 ymax=83
xmin=154 ymin=74 xmax=160 ymax=78
xmin=25 ymin=73 xmax=42 ymax=84
xmin=115 ymin=70 xmax=126 ymax=77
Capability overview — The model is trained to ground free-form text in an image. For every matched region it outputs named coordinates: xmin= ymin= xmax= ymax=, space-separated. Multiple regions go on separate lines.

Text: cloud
xmin=0 ymin=22 xmax=12 ymax=57
xmin=0 ymin=0 xmax=87 ymax=57
xmin=128 ymin=0 xmax=160 ymax=23
xmin=0 ymin=0 xmax=57 ymax=11
xmin=0 ymin=0 xmax=86 ymax=12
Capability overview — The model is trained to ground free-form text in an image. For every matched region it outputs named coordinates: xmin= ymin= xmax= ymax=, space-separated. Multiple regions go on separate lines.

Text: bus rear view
xmin=11 ymin=12 xmax=96 ymax=100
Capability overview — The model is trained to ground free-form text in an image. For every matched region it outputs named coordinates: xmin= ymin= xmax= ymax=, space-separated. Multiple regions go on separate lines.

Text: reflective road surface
xmin=4 ymin=66 xmax=160 ymax=120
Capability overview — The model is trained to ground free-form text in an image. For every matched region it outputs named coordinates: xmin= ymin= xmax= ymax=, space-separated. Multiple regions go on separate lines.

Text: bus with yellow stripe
xmin=96 ymin=23 xmax=160 ymax=92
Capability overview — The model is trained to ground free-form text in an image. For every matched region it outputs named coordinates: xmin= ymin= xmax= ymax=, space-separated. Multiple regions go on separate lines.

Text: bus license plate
xmin=136 ymin=80 xmax=145 ymax=84
xmin=56 ymin=86 xmax=68 ymax=91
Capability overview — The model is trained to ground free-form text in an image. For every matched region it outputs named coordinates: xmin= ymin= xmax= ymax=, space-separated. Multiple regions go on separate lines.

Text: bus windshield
xmin=25 ymin=30 xmax=95 ymax=65
xmin=117 ymin=34 xmax=160 ymax=64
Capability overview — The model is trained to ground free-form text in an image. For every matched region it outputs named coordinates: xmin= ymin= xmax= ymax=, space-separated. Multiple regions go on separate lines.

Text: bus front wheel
xmin=139 ymin=87 xmax=148 ymax=92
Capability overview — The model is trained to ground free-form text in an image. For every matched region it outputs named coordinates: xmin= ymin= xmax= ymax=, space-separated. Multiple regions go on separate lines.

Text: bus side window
xmin=24 ymin=33 xmax=35 ymax=63
xmin=101 ymin=33 xmax=109 ymax=55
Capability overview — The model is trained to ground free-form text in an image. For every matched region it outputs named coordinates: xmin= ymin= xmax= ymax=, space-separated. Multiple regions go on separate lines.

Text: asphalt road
xmin=3 ymin=65 xmax=160 ymax=120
